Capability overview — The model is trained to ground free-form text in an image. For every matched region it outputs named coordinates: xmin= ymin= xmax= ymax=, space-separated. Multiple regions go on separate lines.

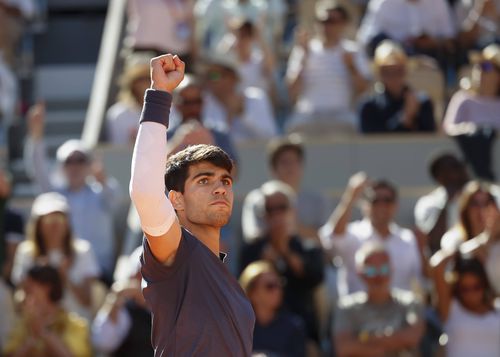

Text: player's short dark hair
xmin=267 ymin=135 xmax=304 ymax=169
xmin=165 ymin=144 xmax=233 ymax=193
xmin=27 ymin=264 xmax=64 ymax=303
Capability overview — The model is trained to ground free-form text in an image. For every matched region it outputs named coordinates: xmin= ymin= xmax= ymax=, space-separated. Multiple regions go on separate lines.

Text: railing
xmin=82 ymin=0 xmax=127 ymax=148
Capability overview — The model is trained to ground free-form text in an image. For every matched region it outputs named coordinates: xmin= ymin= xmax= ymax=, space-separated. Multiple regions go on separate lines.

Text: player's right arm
xmin=129 ymin=54 xmax=185 ymax=264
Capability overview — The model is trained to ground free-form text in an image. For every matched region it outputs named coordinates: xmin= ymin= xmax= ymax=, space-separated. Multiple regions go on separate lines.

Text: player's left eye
xmin=222 ymin=179 xmax=232 ymax=186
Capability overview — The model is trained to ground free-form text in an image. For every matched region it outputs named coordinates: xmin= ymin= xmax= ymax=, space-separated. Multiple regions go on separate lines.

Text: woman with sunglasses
xmin=443 ymin=44 xmax=500 ymax=181
xmin=11 ymin=192 xmax=100 ymax=321
xmin=440 ymin=180 xmax=499 ymax=253
xmin=239 ymin=260 xmax=307 ymax=357
xmin=430 ymin=253 xmax=500 ymax=357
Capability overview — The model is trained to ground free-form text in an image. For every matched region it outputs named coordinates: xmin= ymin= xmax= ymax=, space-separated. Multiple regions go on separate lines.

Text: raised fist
xmin=27 ymin=102 xmax=46 ymax=139
xmin=150 ymin=54 xmax=185 ymax=94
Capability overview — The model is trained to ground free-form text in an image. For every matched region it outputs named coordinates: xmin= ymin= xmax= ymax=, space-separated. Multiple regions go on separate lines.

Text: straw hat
xmin=373 ymin=40 xmax=408 ymax=68
xmin=469 ymin=44 xmax=500 ymax=68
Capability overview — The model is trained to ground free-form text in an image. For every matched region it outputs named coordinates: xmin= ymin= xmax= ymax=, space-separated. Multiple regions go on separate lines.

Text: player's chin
xmin=207 ymin=211 xmax=231 ymax=227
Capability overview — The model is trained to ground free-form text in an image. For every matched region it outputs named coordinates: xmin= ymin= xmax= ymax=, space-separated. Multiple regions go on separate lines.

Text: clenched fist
xmin=150 ymin=54 xmax=185 ymax=94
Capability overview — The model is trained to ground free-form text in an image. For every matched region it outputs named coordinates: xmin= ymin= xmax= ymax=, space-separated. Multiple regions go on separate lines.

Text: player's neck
xmin=184 ymin=222 xmax=220 ymax=256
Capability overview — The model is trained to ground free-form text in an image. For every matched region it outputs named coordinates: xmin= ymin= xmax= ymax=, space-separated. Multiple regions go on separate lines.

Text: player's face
xmin=181 ymin=162 xmax=234 ymax=227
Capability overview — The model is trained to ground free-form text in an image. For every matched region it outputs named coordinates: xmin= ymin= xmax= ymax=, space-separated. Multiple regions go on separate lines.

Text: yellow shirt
xmin=3 ymin=308 xmax=91 ymax=357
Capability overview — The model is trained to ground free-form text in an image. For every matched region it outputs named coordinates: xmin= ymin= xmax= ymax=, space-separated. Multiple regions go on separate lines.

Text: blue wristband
xmin=139 ymin=89 xmax=172 ymax=128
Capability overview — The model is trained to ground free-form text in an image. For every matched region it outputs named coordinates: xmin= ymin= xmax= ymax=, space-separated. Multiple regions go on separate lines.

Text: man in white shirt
xmin=286 ymin=0 xmax=371 ymax=135
xmin=357 ymin=0 xmax=456 ymax=57
xmin=319 ymin=172 xmax=423 ymax=296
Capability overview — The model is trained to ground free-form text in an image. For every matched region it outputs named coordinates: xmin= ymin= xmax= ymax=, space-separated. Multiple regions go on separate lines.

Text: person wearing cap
xmin=443 ymin=43 xmax=500 ymax=181
xmin=24 ymin=103 xmax=122 ymax=282
xmin=334 ymin=242 xmax=424 ymax=357
xmin=92 ymin=246 xmax=153 ymax=357
xmin=105 ymin=58 xmax=150 ymax=145
xmin=202 ymin=55 xmax=278 ymax=143
xmin=11 ymin=192 xmax=100 ymax=321
xmin=359 ymin=40 xmax=436 ymax=133
xmin=285 ymin=0 xmax=371 ymax=136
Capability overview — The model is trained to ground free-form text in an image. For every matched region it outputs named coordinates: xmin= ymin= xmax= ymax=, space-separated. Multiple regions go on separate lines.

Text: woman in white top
xmin=431 ymin=254 xmax=500 ymax=357
xmin=11 ymin=192 xmax=100 ymax=321
xmin=441 ymin=180 xmax=499 ymax=253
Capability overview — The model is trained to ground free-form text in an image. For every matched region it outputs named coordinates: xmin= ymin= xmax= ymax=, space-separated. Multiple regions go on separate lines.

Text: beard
xmin=206 ymin=209 xmax=231 ymax=227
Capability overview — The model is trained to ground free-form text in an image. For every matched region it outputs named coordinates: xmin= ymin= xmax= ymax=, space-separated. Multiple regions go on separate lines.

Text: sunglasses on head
xmin=362 ymin=263 xmax=390 ymax=278
xmin=265 ymin=203 xmax=289 ymax=215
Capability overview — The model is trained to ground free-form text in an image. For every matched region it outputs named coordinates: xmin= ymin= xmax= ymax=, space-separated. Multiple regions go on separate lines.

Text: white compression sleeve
xmin=129 ymin=122 xmax=176 ymax=236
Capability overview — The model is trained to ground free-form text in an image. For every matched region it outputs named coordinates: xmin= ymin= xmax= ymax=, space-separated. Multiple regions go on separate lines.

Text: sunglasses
xmin=371 ymin=196 xmax=395 ymax=205
xmin=178 ymin=98 xmax=203 ymax=106
xmin=479 ymin=61 xmax=499 ymax=72
xmin=458 ymin=283 xmax=483 ymax=294
xmin=265 ymin=203 xmax=289 ymax=215
xmin=362 ymin=264 xmax=390 ymax=278
xmin=64 ymin=155 xmax=88 ymax=166
xmin=261 ymin=280 xmax=282 ymax=291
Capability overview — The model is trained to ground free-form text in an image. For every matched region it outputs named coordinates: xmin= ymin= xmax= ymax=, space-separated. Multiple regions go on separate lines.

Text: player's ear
xmin=168 ymin=190 xmax=185 ymax=211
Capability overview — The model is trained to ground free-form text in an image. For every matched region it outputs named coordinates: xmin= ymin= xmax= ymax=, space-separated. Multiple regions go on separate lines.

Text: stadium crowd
xmin=1 ymin=0 xmax=500 ymax=356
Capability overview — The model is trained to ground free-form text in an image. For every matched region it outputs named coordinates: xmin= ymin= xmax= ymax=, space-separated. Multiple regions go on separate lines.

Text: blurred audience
xmin=126 ymin=0 xmax=195 ymax=64
xmin=286 ymin=0 xmax=371 ymax=135
xmin=240 ymin=180 xmax=324 ymax=344
xmin=25 ymin=103 xmax=122 ymax=281
xmin=11 ymin=192 xmax=100 ymax=321
xmin=0 ymin=168 xmax=24 ymax=284
xmin=168 ymin=74 xmax=239 ymax=163
xmin=0 ymin=277 xmax=15 ymax=350
xmin=414 ymin=152 xmax=469 ymax=253
xmin=240 ymin=260 xmax=307 ymax=357
xmin=202 ymin=56 xmax=278 ymax=142
xmin=359 ymin=40 xmax=436 ymax=133
xmin=3 ymin=264 xmax=91 ymax=357
xmin=357 ymin=0 xmax=456 ymax=61
xmin=443 ymin=44 xmax=500 ymax=181
xmin=430 ymin=254 xmax=500 ymax=357
xmin=216 ymin=18 xmax=276 ymax=96
xmin=92 ymin=246 xmax=152 ymax=357
xmin=319 ymin=173 xmax=423 ymax=296
xmin=242 ymin=135 xmax=331 ymax=242
xmin=106 ymin=59 xmax=150 ymax=146
xmin=440 ymin=180 xmax=499 ymax=253
xmin=334 ymin=242 xmax=424 ymax=357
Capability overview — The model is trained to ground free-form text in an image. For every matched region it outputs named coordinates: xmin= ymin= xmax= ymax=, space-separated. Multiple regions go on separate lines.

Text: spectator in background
xmin=286 ymin=0 xmax=371 ymax=135
xmin=0 ymin=168 xmax=24 ymax=285
xmin=11 ymin=192 xmax=100 ymax=321
xmin=443 ymin=44 xmax=500 ymax=181
xmin=202 ymin=56 xmax=278 ymax=143
xmin=430 ymin=254 xmax=500 ymax=357
xmin=216 ymin=18 xmax=276 ymax=96
xmin=334 ymin=242 xmax=424 ymax=357
xmin=0 ymin=47 xmax=18 ymax=147
xmin=3 ymin=264 xmax=91 ymax=357
xmin=25 ymin=103 xmax=122 ymax=281
xmin=242 ymin=135 xmax=331 ymax=242
xmin=414 ymin=153 xmax=469 ymax=253
xmin=167 ymin=74 xmax=239 ymax=164
xmin=460 ymin=207 xmax=500 ymax=295
xmin=359 ymin=40 xmax=436 ymax=133
xmin=126 ymin=0 xmax=195 ymax=65
xmin=357 ymin=0 xmax=456 ymax=59
xmin=92 ymin=246 xmax=152 ymax=357
xmin=240 ymin=180 xmax=324 ymax=345
xmin=454 ymin=0 xmax=500 ymax=53
xmin=240 ymin=260 xmax=307 ymax=357
xmin=106 ymin=59 xmax=150 ymax=146
xmin=440 ymin=180 xmax=499 ymax=253
xmin=0 ymin=277 xmax=15 ymax=350
xmin=319 ymin=172 xmax=423 ymax=296
xmin=0 ymin=0 xmax=35 ymax=65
